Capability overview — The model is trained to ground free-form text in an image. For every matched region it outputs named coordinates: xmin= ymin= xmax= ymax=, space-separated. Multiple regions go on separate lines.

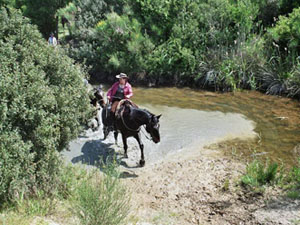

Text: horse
xmin=88 ymin=85 xmax=105 ymax=131
xmin=102 ymin=100 xmax=161 ymax=167
xmin=101 ymin=102 xmax=114 ymax=139
xmin=90 ymin=85 xmax=105 ymax=108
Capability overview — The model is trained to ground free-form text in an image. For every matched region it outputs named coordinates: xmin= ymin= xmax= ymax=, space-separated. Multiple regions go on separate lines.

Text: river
xmin=62 ymin=86 xmax=300 ymax=167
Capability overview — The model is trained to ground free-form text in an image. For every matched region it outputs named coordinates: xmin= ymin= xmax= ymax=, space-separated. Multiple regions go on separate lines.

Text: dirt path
xmin=122 ymin=146 xmax=300 ymax=225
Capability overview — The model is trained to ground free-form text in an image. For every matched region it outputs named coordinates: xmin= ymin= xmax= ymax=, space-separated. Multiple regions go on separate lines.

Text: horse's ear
xmin=156 ymin=114 xmax=162 ymax=120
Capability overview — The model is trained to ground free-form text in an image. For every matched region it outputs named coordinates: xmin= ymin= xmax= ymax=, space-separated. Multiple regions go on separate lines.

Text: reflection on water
xmin=102 ymin=85 xmax=300 ymax=165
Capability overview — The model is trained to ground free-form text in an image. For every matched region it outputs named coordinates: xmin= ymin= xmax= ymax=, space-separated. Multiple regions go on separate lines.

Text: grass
xmin=72 ymin=160 xmax=130 ymax=225
xmin=0 ymin=161 xmax=130 ymax=225
xmin=240 ymin=157 xmax=300 ymax=199
xmin=286 ymin=190 xmax=300 ymax=199
xmin=241 ymin=159 xmax=280 ymax=188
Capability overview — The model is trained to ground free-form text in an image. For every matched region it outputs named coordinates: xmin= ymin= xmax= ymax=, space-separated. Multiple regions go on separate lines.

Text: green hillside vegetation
xmin=0 ymin=8 xmax=92 ymax=203
xmin=59 ymin=0 xmax=299 ymax=99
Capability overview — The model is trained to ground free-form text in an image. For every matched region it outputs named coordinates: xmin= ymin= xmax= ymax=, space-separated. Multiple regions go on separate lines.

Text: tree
xmin=0 ymin=7 xmax=92 ymax=202
xmin=23 ymin=0 xmax=71 ymax=38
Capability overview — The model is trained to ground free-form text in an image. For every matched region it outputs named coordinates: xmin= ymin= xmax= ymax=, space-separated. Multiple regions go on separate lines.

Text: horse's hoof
xmin=124 ymin=154 xmax=128 ymax=159
xmin=139 ymin=160 xmax=145 ymax=167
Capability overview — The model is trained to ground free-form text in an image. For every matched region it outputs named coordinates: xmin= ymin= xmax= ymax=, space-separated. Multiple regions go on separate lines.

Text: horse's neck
xmin=131 ymin=108 xmax=150 ymax=126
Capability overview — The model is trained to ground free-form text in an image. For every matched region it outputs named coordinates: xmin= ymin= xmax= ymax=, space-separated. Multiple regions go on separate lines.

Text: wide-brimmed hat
xmin=116 ymin=73 xmax=128 ymax=79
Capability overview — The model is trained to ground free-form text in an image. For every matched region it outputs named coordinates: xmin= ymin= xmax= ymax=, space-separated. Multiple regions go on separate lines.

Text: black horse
xmin=90 ymin=85 xmax=105 ymax=108
xmin=101 ymin=103 xmax=114 ymax=139
xmin=89 ymin=85 xmax=105 ymax=131
xmin=102 ymin=100 xmax=161 ymax=167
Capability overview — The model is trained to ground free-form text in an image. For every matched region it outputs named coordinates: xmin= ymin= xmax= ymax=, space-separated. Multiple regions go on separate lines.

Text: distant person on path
xmin=48 ymin=32 xmax=57 ymax=47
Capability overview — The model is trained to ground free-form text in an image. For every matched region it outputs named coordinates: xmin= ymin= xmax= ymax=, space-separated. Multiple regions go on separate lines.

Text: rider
xmin=107 ymin=73 xmax=133 ymax=116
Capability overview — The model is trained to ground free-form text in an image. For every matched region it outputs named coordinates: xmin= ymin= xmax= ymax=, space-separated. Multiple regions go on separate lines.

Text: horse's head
xmin=145 ymin=114 xmax=161 ymax=143
xmin=94 ymin=85 xmax=105 ymax=108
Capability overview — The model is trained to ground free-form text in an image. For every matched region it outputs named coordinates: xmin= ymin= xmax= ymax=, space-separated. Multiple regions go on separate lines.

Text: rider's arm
xmin=107 ymin=82 xmax=118 ymax=100
xmin=125 ymin=83 xmax=133 ymax=99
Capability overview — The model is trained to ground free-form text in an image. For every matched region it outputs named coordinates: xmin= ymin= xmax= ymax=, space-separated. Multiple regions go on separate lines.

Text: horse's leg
xmin=134 ymin=133 xmax=145 ymax=167
xmin=102 ymin=106 xmax=111 ymax=139
xmin=114 ymin=131 xmax=118 ymax=145
xmin=122 ymin=134 xmax=128 ymax=158
xmin=103 ymin=126 xmax=109 ymax=140
xmin=96 ymin=109 xmax=101 ymax=130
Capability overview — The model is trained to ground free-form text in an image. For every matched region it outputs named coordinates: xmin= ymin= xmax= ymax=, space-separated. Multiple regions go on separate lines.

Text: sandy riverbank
xmin=122 ymin=144 xmax=300 ymax=225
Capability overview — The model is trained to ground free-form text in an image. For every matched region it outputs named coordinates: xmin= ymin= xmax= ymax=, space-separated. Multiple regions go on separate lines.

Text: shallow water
xmin=64 ymin=86 xmax=300 ymax=167
xmin=131 ymin=104 xmax=256 ymax=162
xmin=130 ymin=87 xmax=300 ymax=164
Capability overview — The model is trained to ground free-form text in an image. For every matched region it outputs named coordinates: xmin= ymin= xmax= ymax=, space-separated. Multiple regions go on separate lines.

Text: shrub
xmin=288 ymin=63 xmax=300 ymax=99
xmin=284 ymin=159 xmax=300 ymax=188
xmin=241 ymin=159 xmax=279 ymax=189
xmin=66 ymin=0 xmax=129 ymax=76
xmin=94 ymin=12 xmax=154 ymax=75
xmin=22 ymin=0 xmax=70 ymax=37
xmin=0 ymin=8 xmax=92 ymax=202
xmin=72 ymin=162 xmax=130 ymax=225
xmin=259 ymin=8 xmax=300 ymax=97
xmin=268 ymin=7 xmax=300 ymax=56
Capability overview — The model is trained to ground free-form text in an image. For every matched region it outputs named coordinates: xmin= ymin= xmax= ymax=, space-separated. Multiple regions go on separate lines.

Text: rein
xmin=141 ymin=125 xmax=153 ymax=141
xmin=120 ymin=108 xmax=141 ymax=132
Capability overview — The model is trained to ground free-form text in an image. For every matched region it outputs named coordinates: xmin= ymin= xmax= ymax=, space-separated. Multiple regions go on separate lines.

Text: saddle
xmin=115 ymin=99 xmax=138 ymax=118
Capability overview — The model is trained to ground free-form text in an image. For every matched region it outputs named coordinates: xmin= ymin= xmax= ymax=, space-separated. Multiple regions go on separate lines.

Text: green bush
xmin=72 ymin=163 xmax=130 ymax=225
xmin=66 ymin=0 xmax=128 ymax=76
xmin=95 ymin=12 xmax=154 ymax=75
xmin=22 ymin=0 xmax=71 ymax=37
xmin=258 ymin=7 xmax=300 ymax=97
xmin=288 ymin=63 xmax=300 ymax=98
xmin=0 ymin=8 xmax=92 ymax=202
xmin=241 ymin=159 xmax=279 ymax=189
xmin=62 ymin=0 xmax=300 ymax=97
xmin=268 ymin=7 xmax=300 ymax=56
xmin=65 ymin=0 xmax=261 ymax=85
xmin=284 ymin=159 xmax=300 ymax=189
xmin=279 ymin=0 xmax=300 ymax=15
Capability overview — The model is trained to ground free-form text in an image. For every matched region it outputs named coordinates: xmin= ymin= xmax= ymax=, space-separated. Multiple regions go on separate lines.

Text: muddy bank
xmin=124 ymin=146 xmax=300 ymax=225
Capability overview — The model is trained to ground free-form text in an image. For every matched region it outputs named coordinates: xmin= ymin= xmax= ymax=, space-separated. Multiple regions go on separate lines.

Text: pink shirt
xmin=107 ymin=82 xmax=133 ymax=102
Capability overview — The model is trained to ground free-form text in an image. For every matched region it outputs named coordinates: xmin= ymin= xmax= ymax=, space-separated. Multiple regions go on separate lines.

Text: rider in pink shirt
xmin=107 ymin=73 xmax=133 ymax=113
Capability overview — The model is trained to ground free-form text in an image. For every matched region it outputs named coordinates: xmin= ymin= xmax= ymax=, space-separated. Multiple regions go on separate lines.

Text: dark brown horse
xmin=89 ymin=85 xmax=105 ymax=131
xmin=90 ymin=85 xmax=105 ymax=108
xmin=102 ymin=100 xmax=161 ymax=167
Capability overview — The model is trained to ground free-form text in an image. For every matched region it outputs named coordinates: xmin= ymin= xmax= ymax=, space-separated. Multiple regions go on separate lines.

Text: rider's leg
xmin=110 ymin=101 xmax=119 ymax=127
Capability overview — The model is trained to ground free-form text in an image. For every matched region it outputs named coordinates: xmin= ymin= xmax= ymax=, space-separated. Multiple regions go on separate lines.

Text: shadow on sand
xmin=71 ymin=138 xmax=139 ymax=178
xmin=71 ymin=139 xmax=116 ymax=166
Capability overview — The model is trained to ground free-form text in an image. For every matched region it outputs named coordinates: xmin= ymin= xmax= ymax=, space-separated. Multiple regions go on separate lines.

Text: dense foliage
xmin=22 ymin=0 xmax=71 ymax=37
xmin=60 ymin=0 xmax=300 ymax=99
xmin=0 ymin=8 xmax=92 ymax=202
